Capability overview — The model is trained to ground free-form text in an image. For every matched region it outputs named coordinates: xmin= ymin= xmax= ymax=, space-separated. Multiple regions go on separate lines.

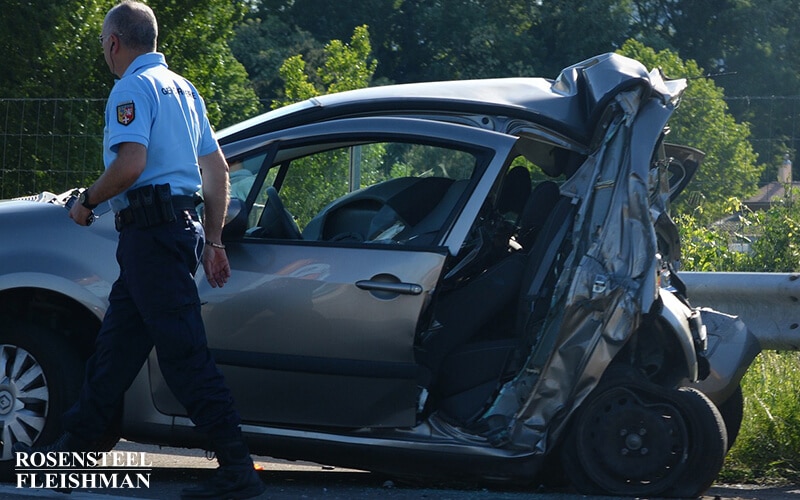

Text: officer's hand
xmin=203 ymin=245 xmax=231 ymax=288
xmin=69 ymin=202 xmax=93 ymax=226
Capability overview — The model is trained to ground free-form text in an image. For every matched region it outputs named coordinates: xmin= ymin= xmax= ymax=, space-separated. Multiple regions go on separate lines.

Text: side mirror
xmin=222 ymin=198 xmax=247 ymax=242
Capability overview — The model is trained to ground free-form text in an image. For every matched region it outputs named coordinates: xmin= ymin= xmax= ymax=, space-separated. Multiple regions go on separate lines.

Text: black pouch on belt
xmin=127 ymin=183 xmax=175 ymax=228
xmin=155 ymin=183 xmax=176 ymax=224
xmin=127 ymin=185 xmax=151 ymax=227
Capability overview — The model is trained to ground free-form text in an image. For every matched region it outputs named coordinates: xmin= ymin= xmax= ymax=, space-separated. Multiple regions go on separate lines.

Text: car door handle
xmin=355 ymin=280 xmax=423 ymax=295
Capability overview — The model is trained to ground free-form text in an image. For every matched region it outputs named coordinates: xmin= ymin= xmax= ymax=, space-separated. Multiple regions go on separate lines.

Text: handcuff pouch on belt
xmin=126 ymin=183 xmax=176 ymax=228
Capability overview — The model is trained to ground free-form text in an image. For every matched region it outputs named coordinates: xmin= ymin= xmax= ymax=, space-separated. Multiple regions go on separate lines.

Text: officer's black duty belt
xmin=115 ymin=194 xmax=196 ymax=231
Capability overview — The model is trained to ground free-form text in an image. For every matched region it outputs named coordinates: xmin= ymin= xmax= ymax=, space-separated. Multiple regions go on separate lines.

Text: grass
xmin=719 ymin=351 xmax=800 ymax=484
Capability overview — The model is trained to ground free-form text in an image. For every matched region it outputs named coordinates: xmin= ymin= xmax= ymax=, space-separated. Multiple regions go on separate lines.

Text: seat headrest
xmin=497 ymin=166 xmax=532 ymax=215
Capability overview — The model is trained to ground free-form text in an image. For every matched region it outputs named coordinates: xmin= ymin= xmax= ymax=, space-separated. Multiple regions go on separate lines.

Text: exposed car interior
xmin=220 ymin=131 xmax=588 ymax=428
xmin=418 ymin=174 xmax=574 ymax=425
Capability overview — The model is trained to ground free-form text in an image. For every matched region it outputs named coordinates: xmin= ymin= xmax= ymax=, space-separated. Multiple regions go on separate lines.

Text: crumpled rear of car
xmin=460 ymin=55 xmax=729 ymax=496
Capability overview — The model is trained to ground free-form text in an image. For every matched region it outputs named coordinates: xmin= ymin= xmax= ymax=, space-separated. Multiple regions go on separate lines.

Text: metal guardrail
xmin=680 ymin=272 xmax=800 ymax=351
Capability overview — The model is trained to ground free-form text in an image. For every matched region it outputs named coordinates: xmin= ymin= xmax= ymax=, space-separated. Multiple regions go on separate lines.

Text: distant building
xmin=743 ymin=154 xmax=799 ymax=211
xmin=710 ymin=154 xmax=797 ymax=253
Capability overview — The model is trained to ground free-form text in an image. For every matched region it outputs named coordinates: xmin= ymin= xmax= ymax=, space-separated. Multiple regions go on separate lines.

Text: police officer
xmin=14 ymin=2 xmax=265 ymax=499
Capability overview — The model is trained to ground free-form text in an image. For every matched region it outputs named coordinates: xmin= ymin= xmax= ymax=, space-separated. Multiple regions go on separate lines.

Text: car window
xmin=243 ymin=141 xmax=479 ymax=245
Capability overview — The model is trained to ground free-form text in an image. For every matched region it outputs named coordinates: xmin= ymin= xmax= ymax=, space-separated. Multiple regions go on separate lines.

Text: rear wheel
xmin=0 ymin=322 xmax=84 ymax=479
xmin=665 ymin=387 xmax=728 ymax=498
xmin=561 ymin=380 xmax=727 ymax=498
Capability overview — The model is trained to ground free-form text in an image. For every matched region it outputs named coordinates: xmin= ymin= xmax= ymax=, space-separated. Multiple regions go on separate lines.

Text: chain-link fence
xmin=0 ymin=97 xmax=271 ymax=199
xmin=2 ymin=96 xmax=800 ymax=200
xmin=0 ymin=98 xmax=105 ymax=199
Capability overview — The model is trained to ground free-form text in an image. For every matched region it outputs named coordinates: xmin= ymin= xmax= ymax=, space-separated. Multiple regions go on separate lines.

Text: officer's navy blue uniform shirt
xmin=103 ymin=52 xmax=219 ymax=212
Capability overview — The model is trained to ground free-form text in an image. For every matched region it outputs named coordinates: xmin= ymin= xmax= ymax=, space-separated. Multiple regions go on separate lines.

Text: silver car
xmin=0 ymin=53 xmax=758 ymax=497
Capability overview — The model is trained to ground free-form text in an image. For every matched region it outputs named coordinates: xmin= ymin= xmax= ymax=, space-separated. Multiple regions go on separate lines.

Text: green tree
xmin=276 ymin=55 xmax=318 ymax=105
xmin=241 ymin=0 xmax=642 ymax=85
xmin=702 ymin=0 xmax=800 ymax=186
xmin=131 ymin=0 xmax=261 ymax=127
xmin=742 ymin=198 xmax=800 ymax=272
xmin=379 ymin=0 xmax=542 ymax=80
xmin=630 ymin=0 xmax=800 ymax=185
xmin=0 ymin=1 xmax=72 ymax=97
xmin=230 ymin=15 xmax=325 ymax=101
xmin=535 ymin=0 xmax=635 ymax=77
xmin=319 ymin=25 xmax=378 ymax=95
xmin=679 ymin=195 xmax=800 ymax=274
xmin=0 ymin=0 xmax=259 ymax=197
xmin=271 ymin=25 xmax=383 ymax=225
xmin=272 ymin=25 xmax=377 ymax=107
xmin=238 ymin=0 xmax=546 ymax=87
xmin=3 ymin=0 xmax=259 ymax=127
xmin=673 ymin=211 xmax=747 ymax=272
xmin=618 ymin=40 xmax=762 ymax=220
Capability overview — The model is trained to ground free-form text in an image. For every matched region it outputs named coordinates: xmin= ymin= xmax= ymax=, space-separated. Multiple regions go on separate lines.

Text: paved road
xmin=3 ymin=441 xmax=798 ymax=499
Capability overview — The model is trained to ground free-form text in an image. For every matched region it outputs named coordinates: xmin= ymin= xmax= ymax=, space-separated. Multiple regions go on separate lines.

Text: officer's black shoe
xmin=13 ymin=432 xmax=94 ymax=494
xmin=180 ymin=438 xmax=266 ymax=499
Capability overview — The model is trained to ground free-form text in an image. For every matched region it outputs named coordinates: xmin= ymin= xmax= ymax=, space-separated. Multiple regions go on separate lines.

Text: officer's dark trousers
xmin=62 ymin=212 xmax=241 ymax=443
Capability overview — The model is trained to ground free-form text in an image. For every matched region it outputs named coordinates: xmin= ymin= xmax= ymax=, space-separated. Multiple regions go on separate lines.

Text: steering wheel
xmin=261 ymin=186 xmax=302 ymax=239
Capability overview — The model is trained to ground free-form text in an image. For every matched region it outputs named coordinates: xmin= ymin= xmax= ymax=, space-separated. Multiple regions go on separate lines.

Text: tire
xmin=561 ymin=380 xmax=727 ymax=498
xmin=0 ymin=322 xmax=84 ymax=480
xmin=664 ymin=387 xmax=728 ymax=498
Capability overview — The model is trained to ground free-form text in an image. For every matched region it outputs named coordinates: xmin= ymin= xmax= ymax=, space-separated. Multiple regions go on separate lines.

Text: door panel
xmin=147 ymin=117 xmax=517 ymax=428
xmin=150 ymin=243 xmax=445 ymax=427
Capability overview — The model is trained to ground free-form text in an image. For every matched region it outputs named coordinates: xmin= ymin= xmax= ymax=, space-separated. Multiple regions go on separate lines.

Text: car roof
xmin=218 ymin=52 xmax=685 ymax=147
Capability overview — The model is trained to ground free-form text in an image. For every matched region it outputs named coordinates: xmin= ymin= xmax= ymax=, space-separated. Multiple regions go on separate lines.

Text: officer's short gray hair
xmin=106 ymin=1 xmax=158 ymax=52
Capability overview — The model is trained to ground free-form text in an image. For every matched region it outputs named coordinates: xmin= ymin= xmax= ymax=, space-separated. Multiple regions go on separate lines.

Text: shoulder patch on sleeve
xmin=116 ymin=101 xmax=135 ymax=126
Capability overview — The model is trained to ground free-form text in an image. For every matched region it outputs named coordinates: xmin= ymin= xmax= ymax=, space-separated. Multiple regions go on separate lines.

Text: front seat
xmin=496 ymin=165 xmax=532 ymax=222
xmin=396 ymin=179 xmax=470 ymax=245
xmin=515 ymin=180 xmax=560 ymax=250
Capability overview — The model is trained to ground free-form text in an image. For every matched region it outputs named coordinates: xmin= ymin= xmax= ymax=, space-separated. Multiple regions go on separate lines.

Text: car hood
xmin=0 ymin=190 xmax=116 ymax=245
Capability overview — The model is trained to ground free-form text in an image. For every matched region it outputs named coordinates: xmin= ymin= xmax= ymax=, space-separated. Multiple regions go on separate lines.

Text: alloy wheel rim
xmin=0 ymin=344 xmax=49 ymax=459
